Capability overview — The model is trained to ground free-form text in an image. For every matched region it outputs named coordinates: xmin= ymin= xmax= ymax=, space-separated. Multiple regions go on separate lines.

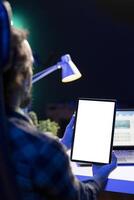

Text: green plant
xmin=38 ymin=119 xmax=60 ymax=136
xmin=28 ymin=111 xmax=60 ymax=136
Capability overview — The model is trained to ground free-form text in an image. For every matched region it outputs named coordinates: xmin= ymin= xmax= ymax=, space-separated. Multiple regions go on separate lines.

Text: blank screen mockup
xmin=71 ymin=99 xmax=116 ymax=164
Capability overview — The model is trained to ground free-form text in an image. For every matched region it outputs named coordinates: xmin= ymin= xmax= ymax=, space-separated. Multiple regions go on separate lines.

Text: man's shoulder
xmin=8 ymin=116 xmax=65 ymax=161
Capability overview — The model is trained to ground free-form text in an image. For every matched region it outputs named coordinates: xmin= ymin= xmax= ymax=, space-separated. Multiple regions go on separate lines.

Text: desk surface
xmin=71 ymin=162 xmax=134 ymax=194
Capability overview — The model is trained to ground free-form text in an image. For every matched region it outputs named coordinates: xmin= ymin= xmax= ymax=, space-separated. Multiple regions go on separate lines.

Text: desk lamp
xmin=32 ymin=54 xmax=82 ymax=84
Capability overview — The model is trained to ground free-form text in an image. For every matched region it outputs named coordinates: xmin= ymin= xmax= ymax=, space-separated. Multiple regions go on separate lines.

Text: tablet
xmin=71 ymin=98 xmax=116 ymax=164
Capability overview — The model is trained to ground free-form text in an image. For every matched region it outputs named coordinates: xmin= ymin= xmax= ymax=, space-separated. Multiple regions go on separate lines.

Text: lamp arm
xmin=32 ymin=64 xmax=61 ymax=84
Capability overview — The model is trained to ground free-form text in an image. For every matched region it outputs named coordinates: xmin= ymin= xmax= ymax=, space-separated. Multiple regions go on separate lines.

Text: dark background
xmin=7 ymin=2 xmax=134 ymax=198
xmin=10 ymin=0 xmax=134 ymax=118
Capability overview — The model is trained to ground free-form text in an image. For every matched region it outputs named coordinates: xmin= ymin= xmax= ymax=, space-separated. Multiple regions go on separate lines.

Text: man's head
xmin=3 ymin=27 xmax=34 ymax=110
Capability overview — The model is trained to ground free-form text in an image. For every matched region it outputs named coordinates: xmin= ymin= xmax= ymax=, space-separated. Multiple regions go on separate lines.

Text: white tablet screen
xmin=71 ymin=99 xmax=116 ymax=164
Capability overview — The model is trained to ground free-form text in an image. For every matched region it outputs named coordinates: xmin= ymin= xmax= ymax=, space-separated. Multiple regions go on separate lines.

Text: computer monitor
xmin=113 ymin=109 xmax=134 ymax=149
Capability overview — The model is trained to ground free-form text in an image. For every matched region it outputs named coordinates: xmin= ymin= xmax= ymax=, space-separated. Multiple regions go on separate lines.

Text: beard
xmin=20 ymin=89 xmax=32 ymax=109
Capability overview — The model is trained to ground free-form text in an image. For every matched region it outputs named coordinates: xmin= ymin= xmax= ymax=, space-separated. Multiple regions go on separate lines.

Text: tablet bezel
xmin=70 ymin=98 xmax=116 ymax=164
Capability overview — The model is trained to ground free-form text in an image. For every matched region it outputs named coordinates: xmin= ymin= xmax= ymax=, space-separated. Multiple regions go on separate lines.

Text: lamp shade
xmin=61 ymin=54 xmax=82 ymax=82
xmin=32 ymin=54 xmax=82 ymax=84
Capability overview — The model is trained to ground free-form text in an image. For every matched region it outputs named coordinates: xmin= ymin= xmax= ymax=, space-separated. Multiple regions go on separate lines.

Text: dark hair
xmin=3 ymin=27 xmax=32 ymax=108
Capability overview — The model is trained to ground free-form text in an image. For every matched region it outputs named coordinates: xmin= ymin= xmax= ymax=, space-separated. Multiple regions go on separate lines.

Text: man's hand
xmin=92 ymin=152 xmax=117 ymax=176
xmin=60 ymin=113 xmax=75 ymax=150
xmin=92 ymin=152 xmax=117 ymax=188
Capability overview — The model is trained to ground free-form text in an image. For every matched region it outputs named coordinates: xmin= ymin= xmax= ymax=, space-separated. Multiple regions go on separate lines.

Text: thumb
xmin=67 ymin=114 xmax=75 ymax=128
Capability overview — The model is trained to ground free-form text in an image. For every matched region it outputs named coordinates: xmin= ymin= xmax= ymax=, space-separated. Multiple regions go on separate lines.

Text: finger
xmin=68 ymin=114 xmax=75 ymax=127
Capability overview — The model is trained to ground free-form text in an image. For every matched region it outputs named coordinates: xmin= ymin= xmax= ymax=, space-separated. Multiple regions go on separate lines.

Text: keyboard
xmin=114 ymin=150 xmax=134 ymax=164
